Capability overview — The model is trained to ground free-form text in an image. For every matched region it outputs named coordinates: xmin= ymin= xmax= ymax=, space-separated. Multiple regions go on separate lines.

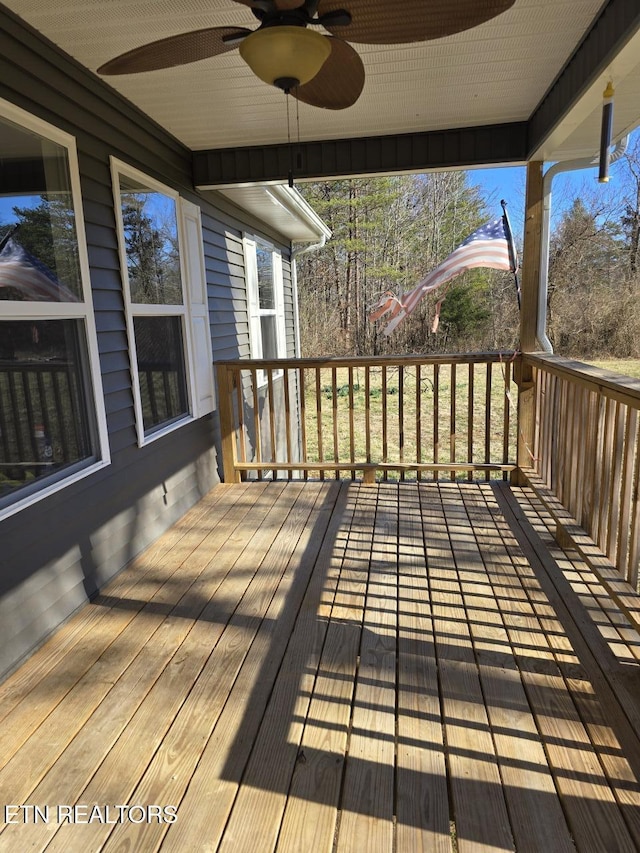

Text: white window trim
xmin=244 ymin=235 xmax=286 ymax=386
xmin=0 ymin=98 xmax=110 ymax=523
xmin=111 ymin=158 xmax=200 ymax=447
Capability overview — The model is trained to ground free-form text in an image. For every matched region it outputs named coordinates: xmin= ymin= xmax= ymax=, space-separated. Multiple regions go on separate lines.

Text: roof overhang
xmin=528 ymin=0 xmax=640 ymax=161
xmin=213 ymin=183 xmax=332 ymax=244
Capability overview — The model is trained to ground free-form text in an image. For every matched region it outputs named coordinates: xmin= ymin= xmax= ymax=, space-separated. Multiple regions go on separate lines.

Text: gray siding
xmin=0 ymin=6 xmax=297 ymax=679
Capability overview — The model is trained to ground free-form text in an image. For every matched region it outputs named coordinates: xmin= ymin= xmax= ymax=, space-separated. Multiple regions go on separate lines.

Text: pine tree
xmin=9 ymin=195 xmax=81 ymax=294
xmin=297 ymin=171 xmax=492 ymax=356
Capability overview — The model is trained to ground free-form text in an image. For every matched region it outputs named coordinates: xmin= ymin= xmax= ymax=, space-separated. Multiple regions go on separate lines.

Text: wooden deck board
xmin=0 ymin=481 xmax=271 ymax=853
xmin=491 ymin=483 xmax=640 ymax=852
xmin=1 ymin=481 xmax=640 ymax=852
xmin=453 ymin=484 xmax=575 ymax=853
xmin=276 ymin=482 xmax=363 ymax=853
xmin=337 ymin=484 xmax=397 ymax=853
xmin=395 ymin=484 xmax=451 ymax=853
xmin=423 ymin=484 xmax=514 ymax=853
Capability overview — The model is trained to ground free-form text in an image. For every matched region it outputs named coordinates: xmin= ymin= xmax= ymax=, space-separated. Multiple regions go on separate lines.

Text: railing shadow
xmin=199 ymin=479 xmax=640 ymax=852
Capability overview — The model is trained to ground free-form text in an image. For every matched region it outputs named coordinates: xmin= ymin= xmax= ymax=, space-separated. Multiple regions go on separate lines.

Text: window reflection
xmin=0 ymin=118 xmax=82 ymax=301
xmin=0 ymin=320 xmax=94 ymax=497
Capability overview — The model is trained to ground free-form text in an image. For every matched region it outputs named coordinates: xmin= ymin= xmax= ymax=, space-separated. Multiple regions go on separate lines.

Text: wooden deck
xmin=2 ymin=480 xmax=640 ymax=852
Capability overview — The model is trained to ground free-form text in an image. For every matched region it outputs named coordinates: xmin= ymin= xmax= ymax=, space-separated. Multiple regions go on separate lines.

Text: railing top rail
xmin=0 ymin=360 xmax=73 ymax=371
xmin=216 ymin=351 xmax=519 ymax=370
xmin=523 ymin=352 xmax=640 ymax=407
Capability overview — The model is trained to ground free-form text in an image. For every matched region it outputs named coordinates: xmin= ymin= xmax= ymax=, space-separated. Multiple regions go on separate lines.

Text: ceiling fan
xmin=97 ymin=0 xmax=516 ymax=111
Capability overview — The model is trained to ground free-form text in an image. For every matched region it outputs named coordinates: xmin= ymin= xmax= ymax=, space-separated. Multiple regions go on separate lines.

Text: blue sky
xmin=467 ymin=129 xmax=638 ymax=244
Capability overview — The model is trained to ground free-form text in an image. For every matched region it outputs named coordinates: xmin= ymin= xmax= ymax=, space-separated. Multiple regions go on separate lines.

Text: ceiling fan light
xmin=239 ymin=26 xmax=331 ymax=89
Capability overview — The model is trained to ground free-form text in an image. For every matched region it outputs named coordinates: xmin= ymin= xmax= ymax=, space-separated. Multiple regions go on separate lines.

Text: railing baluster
xmin=315 ymin=367 xmax=324 ymax=481
xmin=563 ymin=381 xmax=577 ymax=514
xmin=605 ymin=401 xmax=625 ymax=561
xmin=267 ymin=367 xmax=277 ymax=480
xmin=365 ymin=364 xmax=371 ymax=466
xmin=162 ymin=369 xmax=173 ymax=419
xmin=348 ymin=366 xmax=355 ymax=481
xmin=145 ymin=371 xmax=159 ymax=429
xmin=416 ymin=364 xmax=422 ymax=482
xmin=21 ymin=371 xmax=39 ymax=462
xmin=450 ymin=362 xmax=456 ymax=481
xmin=484 ymin=361 xmax=492 ymax=482
xmin=236 ymin=367 xmax=246 ymax=470
xmin=627 ymin=423 xmax=640 ymax=590
xmin=299 ymin=366 xmax=308 ymax=481
xmin=332 ymin=366 xmax=339 ymax=479
xmin=8 ymin=372 xmax=27 ymax=463
xmin=502 ymin=360 xmax=511 ymax=482
xmin=582 ymin=389 xmax=598 ymax=530
xmin=0 ymin=375 xmax=11 ymax=462
xmin=468 ymin=362 xmax=474 ymax=482
xmin=556 ymin=380 xmax=569 ymax=500
xmin=433 ymin=363 xmax=439 ymax=482
xmin=571 ymin=384 xmax=586 ymax=526
xmin=536 ymin=368 xmax=547 ymax=483
xmin=36 ymin=371 xmax=54 ymax=463
xmin=283 ymin=366 xmax=292 ymax=480
xmin=251 ymin=367 xmax=262 ymax=481
xmin=589 ymin=394 xmax=607 ymax=542
xmin=617 ymin=407 xmax=636 ymax=579
xmin=382 ymin=364 xmax=388 ymax=481
xmin=596 ymin=397 xmax=615 ymax=551
xmin=399 ymin=365 xmax=405 ymax=481
xmin=62 ymin=362 xmax=87 ymax=454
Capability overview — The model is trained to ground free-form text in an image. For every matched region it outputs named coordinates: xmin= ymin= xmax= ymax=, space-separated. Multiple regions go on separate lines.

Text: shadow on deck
xmin=1 ymin=480 xmax=640 ymax=852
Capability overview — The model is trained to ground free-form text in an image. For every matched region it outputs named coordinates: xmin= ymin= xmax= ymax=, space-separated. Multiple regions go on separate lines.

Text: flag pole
xmin=0 ymin=224 xmax=20 ymax=254
xmin=500 ymin=199 xmax=520 ymax=310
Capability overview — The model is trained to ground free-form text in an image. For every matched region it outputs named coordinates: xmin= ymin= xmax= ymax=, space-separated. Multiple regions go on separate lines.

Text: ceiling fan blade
xmin=232 ymin=0 xmax=306 ymax=10
xmin=97 ymin=27 xmax=251 ymax=75
xmin=292 ymin=38 xmax=364 ymax=110
xmin=317 ymin=0 xmax=516 ymax=43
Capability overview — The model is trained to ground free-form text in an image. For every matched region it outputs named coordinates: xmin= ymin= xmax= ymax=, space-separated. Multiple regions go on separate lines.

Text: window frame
xmin=0 ymin=98 xmax=110 ymax=521
xmin=244 ymin=235 xmax=286 ymax=385
xmin=111 ymin=159 xmax=200 ymax=446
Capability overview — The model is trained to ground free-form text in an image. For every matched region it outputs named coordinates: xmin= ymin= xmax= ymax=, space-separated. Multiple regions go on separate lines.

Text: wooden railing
xmin=524 ymin=353 xmax=640 ymax=588
xmin=0 ymin=359 xmax=90 ymax=492
xmin=216 ymin=352 xmax=518 ymax=484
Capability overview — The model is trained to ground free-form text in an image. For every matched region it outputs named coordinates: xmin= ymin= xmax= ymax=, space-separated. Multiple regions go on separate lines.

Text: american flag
xmin=0 ymin=237 xmax=79 ymax=302
xmin=369 ymin=216 xmax=517 ymax=336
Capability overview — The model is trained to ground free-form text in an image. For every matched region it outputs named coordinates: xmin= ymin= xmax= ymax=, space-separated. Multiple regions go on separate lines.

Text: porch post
xmin=216 ymin=363 xmax=241 ymax=484
xmin=515 ymin=160 xmax=544 ymax=482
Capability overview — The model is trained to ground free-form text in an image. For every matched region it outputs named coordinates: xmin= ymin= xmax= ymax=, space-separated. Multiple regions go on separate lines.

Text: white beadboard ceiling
xmin=5 ymin=0 xmax=640 ymax=163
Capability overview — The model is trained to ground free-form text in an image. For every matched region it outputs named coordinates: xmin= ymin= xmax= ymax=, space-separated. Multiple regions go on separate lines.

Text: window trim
xmin=111 ymin=158 xmax=198 ymax=446
xmin=244 ymin=235 xmax=286 ymax=386
xmin=0 ymin=98 xmax=110 ymax=522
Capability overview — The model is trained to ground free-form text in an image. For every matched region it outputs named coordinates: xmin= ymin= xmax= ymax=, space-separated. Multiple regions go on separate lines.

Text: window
xmin=112 ymin=161 xmax=214 ymax=443
xmin=245 ymin=237 xmax=286 ymax=382
xmin=0 ymin=100 xmax=109 ymax=517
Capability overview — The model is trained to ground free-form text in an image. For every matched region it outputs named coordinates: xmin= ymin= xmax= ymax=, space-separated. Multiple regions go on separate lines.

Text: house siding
xmin=0 ymin=6 xmax=297 ymax=679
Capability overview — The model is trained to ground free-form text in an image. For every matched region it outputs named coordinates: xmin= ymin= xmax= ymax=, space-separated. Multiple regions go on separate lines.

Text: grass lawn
xmin=587 ymin=359 xmax=640 ymax=379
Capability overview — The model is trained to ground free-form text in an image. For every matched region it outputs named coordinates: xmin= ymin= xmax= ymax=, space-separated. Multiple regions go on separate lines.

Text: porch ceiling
xmin=5 ymin=0 xmax=640 ymax=168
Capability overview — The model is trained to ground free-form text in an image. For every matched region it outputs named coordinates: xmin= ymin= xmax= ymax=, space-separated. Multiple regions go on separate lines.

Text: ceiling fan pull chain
xmin=295 ymin=93 xmax=303 ymax=175
xmin=286 ymin=91 xmax=294 ymax=188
